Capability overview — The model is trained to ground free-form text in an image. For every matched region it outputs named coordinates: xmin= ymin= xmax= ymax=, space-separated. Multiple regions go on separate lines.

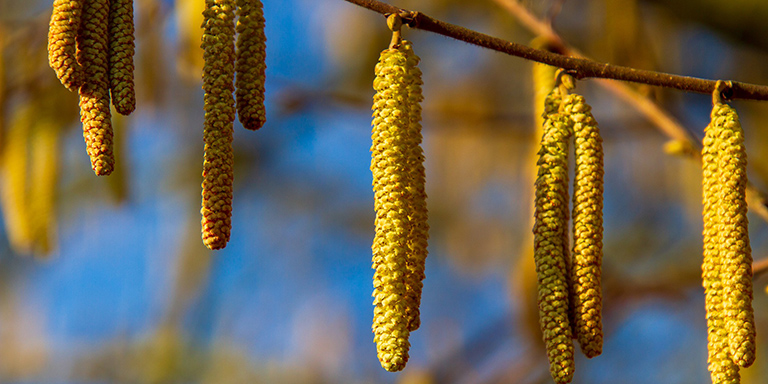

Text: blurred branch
xmin=753 ymin=257 xmax=768 ymax=279
xmin=342 ymin=0 xmax=768 ymax=100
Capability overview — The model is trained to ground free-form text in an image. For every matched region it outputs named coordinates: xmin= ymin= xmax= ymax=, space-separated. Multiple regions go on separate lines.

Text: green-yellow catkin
xmin=370 ymin=44 xmax=412 ymax=373
xmin=712 ymin=104 xmax=755 ymax=369
xmin=562 ymin=93 xmax=604 ymax=359
xmin=702 ymin=102 xmax=740 ymax=384
xmin=77 ymin=0 xmax=114 ymax=176
xmin=48 ymin=0 xmax=83 ymax=92
xmin=235 ymin=0 xmax=267 ymax=130
xmin=400 ymin=40 xmax=428 ymax=333
xmin=200 ymin=0 xmax=236 ymax=250
xmin=533 ymin=87 xmax=575 ymax=384
xmin=108 ymin=0 xmax=136 ymax=115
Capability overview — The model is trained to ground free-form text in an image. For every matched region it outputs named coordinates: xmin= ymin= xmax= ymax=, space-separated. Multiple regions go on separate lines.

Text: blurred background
xmin=0 ymin=0 xmax=767 ymax=383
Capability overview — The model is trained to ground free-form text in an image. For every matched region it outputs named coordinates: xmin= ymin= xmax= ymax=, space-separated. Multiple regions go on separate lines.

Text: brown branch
xmin=343 ymin=0 xmax=768 ymax=101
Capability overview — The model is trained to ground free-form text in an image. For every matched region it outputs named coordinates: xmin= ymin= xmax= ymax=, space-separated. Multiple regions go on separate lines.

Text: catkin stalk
xmin=200 ymin=0 xmax=236 ymax=250
xmin=370 ymin=45 xmax=412 ymax=373
xmin=235 ymin=0 xmax=267 ymax=130
xmin=108 ymin=0 xmax=136 ymax=115
xmin=533 ymin=87 xmax=575 ymax=384
xmin=77 ymin=0 xmax=114 ymax=176
xmin=563 ymin=93 xmax=604 ymax=358
xmin=48 ymin=0 xmax=83 ymax=92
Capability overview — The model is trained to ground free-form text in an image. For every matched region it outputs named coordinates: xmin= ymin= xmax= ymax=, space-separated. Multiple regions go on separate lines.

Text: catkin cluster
xmin=701 ymin=91 xmax=755 ymax=384
xmin=533 ymin=76 xmax=604 ymax=384
xmin=199 ymin=0 xmax=267 ymax=250
xmin=47 ymin=0 xmax=136 ymax=176
xmin=370 ymin=24 xmax=428 ymax=372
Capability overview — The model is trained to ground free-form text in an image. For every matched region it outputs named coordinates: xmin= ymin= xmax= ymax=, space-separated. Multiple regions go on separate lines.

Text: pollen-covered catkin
xmin=77 ymin=0 xmax=114 ymax=176
xmin=533 ymin=89 xmax=575 ymax=384
xmin=200 ymin=0 xmax=236 ymax=250
xmin=370 ymin=45 xmax=412 ymax=372
xmin=108 ymin=0 xmax=136 ymax=115
xmin=712 ymin=104 xmax=755 ymax=369
xmin=562 ymin=93 xmax=604 ymax=359
xmin=702 ymin=103 xmax=740 ymax=384
xmin=48 ymin=0 xmax=83 ymax=92
xmin=235 ymin=0 xmax=267 ymax=130
xmin=400 ymin=40 xmax=428 ymax=333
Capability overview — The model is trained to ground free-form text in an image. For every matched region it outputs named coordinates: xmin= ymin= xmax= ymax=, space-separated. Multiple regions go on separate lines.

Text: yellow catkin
xmin=712 ymin=104 xmax=755 ymax=368
xmin=200 ymin=0 xmax=236 ymax=250
xmin=48 ymin=0 xmax=83 ymax=92
xmin=235 ymin=0 xmax=267 ymax=130
xmin=29 ymin=118 xmax=60 ymax=256
xmin=400 ymin=40 xmax=428 ymax=333
xmin=0 ymin=104 xmax=34 ymax=254
xmin=702 ymin=103 xmax=740 ymax=384
xmin=108 ymin=0 xmax=136 ymax=115
xmin=371 ymin=45 xmax=412 ymax=372
xmin=563 ymin=93 xmax=604 ymax=358
xmin=77 ymin=0 xmax=114 ymax=176
xmin=533 ymin=87 xmax=575 ymax=384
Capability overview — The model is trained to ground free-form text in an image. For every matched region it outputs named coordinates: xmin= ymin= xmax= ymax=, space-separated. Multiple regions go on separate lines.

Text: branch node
xmin=713 ymin=80 xmax=734 ymax=105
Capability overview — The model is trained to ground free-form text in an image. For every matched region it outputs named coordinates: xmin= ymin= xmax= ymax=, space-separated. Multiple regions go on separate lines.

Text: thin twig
xmin=343 ymin=0 xmax=768 ymax=100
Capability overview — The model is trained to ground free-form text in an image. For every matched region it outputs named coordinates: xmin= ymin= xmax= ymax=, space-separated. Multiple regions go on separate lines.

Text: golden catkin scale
xmin=235 ymin=0 xmax=267 ymax=130
xmin=48 ymin=0 xmax=83 ymax=92
xmin=562 ymin=94 xmax=604 ymax=358
xmin=712 ymin=104 xmax=755 ymax=369
xmin=400 ymin=40 xmax=428 ymax=333
xmin=533 ymin=92 xmax=575 ymax=384
xmin=108 ymin=0 xmax=136 ymax=115
xmin=370 ymin=46 xmax=413 ymax=372
xmin=701 ymin=104 xmax=741 ymax=384
xmin=77 ymin=0 xmax=114 ymax=176
xmin=200 ymin=0 xmax=236 ymax=250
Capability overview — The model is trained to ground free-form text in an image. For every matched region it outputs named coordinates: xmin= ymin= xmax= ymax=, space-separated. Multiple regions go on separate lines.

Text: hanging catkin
xmin=200 ymin=0 xmax=236 ymax=250
xmin=400 ymin=40 xmax=428 ymax=333
xmin=701 ymin=93 xmax=741 ymax=384
xmin=108 ymin=0 xmax=136 ymax=115
xmin=563 ymin=93 xmax=604 ymax=358
xmin=235 ymin=0 xmax=267 ymax=130
xmin=48 ymin=0 xmax=83 ymax=92
xmin=711 ymin=101 xmax=755 ymax=369
xmin=77 ymin=0 xmax=114 ymax=176
xmin=370 ymin=17 xmax=414 ymax=372
xmin=533 ymin=85 xmax=575 ymax=384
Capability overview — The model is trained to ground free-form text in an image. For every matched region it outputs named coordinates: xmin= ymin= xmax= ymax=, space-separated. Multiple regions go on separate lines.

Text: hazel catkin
xmin=200 ymin=0 xmax=236 ymax=250
xmin=48 ymin=0 xmax=83 ymax=92
xmin=235 ymin=0 xmax=267 ymax=130
xmin=108 ymin=0 xmax=136 ymax=115
xmin=77 ymin=0 xmax=114 ymax=176
xmin=702 ymin=101 xmax=741 ymax=384
xmin=370 ymin=43 xmax=413 ymax=373
xmin=563 ymin=93 xmax=604 ymax=359
xmin=711 ymin=103 xmax=755 ymax=369
xmin=533 ymin=87 xmax=575 ymax=384
xmin=399 ymin=40 xmax=428 ymax=333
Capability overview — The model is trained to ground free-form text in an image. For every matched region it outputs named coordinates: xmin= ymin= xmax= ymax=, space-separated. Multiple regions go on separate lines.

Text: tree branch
xmin=343 ymin=0 xmax=768 ymax=101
